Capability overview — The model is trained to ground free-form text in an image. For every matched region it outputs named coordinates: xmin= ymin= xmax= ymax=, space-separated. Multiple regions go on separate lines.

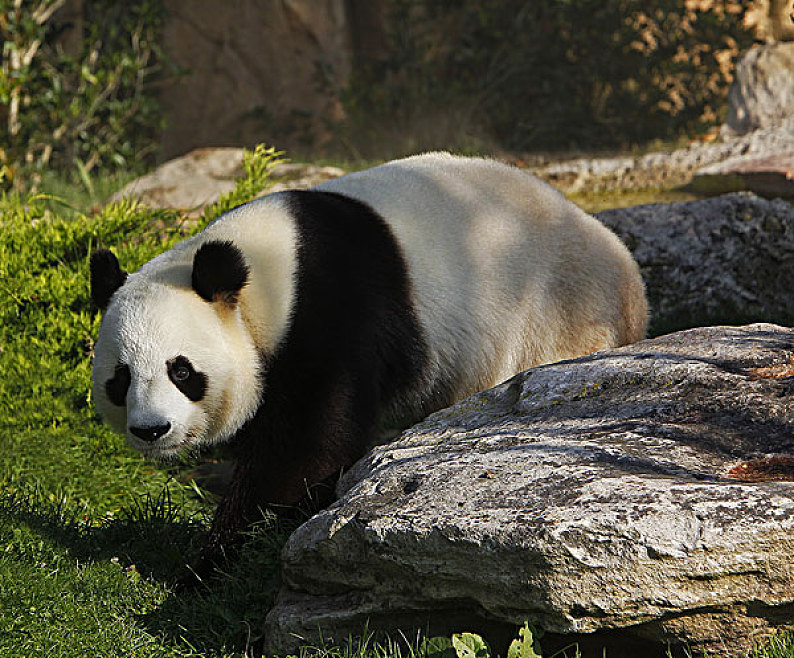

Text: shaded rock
xmin=157 ymin=0 xmax=351 ymax=158
xmin=533 ymin=121 xmax=794 ymax=194
xmin=692 ymin=152 xmax=794 ymax=198
xmin=722 ymin=43 xmax=794 ymax=137
xmin=597 ymin=193 xmax=794 ymax=335
xmin=108 ymin=147 xmax=345 ymax=213
xmin=264 ymin=324 xmax=794 ymax=656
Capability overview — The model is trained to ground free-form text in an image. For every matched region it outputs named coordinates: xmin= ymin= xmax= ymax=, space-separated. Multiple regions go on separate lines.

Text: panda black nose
xmin=129 ymin=423 xmax=171 ymax=442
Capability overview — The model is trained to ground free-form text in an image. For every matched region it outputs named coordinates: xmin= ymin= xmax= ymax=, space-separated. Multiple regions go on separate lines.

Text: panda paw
xmin=172 ymin=552 xmax=227 ymax=592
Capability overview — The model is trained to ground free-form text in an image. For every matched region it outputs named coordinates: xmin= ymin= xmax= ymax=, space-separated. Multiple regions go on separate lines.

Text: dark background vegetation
xmin=1 ymin=0 xmax=759 ymax=190
xmin=342 ymin=0 xmax=755 ymax=155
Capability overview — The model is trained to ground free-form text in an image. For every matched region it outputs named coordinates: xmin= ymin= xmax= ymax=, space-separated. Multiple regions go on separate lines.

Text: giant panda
xmin=90 ymin=152 xmax=648 ymax=574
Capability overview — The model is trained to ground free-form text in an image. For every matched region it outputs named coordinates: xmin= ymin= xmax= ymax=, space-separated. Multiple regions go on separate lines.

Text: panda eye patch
xmin=167 ymin=356 xmax=207 ymax=402
xmin=106 ymin=363 xmax=130 ymax=407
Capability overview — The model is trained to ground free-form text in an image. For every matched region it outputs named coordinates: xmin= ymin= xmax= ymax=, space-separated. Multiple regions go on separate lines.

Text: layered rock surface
xmin=264 ymin=324 xmax=794 ymax=656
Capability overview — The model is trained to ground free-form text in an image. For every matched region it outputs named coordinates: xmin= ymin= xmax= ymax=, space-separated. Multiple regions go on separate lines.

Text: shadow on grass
xmin=0 ymin=485 xmax=297 ymax=653
xmin=0 ymin=485 xmax=204 ymax=579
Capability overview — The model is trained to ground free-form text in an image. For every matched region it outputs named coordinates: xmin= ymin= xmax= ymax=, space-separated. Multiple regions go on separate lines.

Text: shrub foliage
xmin=344 ymin=0 xmax=756 ymax=153
xmin=0 ymin=0 xmax=167 ymax=189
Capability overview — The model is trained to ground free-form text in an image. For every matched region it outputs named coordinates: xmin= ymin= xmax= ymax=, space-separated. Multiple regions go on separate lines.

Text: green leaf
xmin=507 ymin=622 xmax=543 ymax=658
xmin=422 ymin=635 xmax=457 ymax=658
xmin=452 ymin=632 xmax=490 ymax=658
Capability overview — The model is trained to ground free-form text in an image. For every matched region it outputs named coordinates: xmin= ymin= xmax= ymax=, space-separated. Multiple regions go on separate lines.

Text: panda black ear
xmin=90 ymin=249 xmax=128 ymax=310
xmin=192 ymin=240 xmax=249 ymax=305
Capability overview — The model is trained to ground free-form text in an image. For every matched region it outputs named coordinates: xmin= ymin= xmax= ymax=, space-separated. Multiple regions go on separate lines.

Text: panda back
xmin=316 ymin=153 xmax=647 ymax=404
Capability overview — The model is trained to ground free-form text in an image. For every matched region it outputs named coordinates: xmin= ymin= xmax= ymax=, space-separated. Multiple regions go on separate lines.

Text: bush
xmin=343 ymin=0 xmax=756 ymax=154
xmin=0 ymin=0 xmax=168 ymax=190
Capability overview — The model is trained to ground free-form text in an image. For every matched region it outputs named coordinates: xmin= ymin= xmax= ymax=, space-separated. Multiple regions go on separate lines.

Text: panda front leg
xmin=179 ymin=370 xmax=375 ymax=587
xmin=179 ymin=452 xmax=322 ymax=587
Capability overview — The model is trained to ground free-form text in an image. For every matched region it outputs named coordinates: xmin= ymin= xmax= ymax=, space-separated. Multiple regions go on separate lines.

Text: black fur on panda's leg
xmin=179 ymin=370 xmax=378 ymax=588
xmin=178 ymin=190 xmax=428 ymax=586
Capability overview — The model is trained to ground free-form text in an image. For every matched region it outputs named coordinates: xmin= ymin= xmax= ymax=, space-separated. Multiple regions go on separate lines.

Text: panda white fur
xmin=90 ymin=152 xmax=647 ymax=567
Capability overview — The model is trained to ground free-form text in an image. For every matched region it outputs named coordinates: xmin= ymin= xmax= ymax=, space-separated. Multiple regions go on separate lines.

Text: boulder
xmin=722 ymin=43 xmax=794 ymax=137
xmin=157 ymin=0 xmax=352 ymax=158
xmin=108 ymin=147 xmax=344 ymax=213
xmin=264 ymin=324 xmax=794 ymax=656
xmin=596 ymin=193 xmax=794 ymax=335
xmin=691 ymin=152 xmax=794 ymax=198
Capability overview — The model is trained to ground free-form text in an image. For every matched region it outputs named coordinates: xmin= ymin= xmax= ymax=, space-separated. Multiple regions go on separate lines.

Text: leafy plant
xmin=451 ymin=633 xmax=491 ymax=658
xmin=424 ymin=623 xmax=543 ymax=658
xmin=507 ymin=623 xmax=543 ymax=658
xmin=201 ymin=144 xmax=286 ymax=223
xmin=0 ymin=0 xmax=169 ymax=190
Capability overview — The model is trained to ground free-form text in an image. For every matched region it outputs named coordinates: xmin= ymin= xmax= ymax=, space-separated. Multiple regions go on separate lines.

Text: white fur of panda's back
xmin=316 ymin=152 xmax=647 ymax=404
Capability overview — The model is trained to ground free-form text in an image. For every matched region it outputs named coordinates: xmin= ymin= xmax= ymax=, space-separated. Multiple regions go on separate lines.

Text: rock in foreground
xmin=265 ymin=324 xmax=794 ymax=656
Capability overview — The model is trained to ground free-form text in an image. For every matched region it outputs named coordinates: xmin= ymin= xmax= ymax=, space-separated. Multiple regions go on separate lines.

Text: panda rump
xmin=89 ymin=152 xmax=648 ymax=565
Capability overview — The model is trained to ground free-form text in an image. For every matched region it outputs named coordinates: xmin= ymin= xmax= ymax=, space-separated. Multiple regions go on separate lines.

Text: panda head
xmin=90 ymin=240 xmax=262 ymax=460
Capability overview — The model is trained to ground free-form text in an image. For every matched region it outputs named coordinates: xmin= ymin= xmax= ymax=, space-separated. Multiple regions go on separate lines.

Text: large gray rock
xmin=264 ymin=324 xmax=794 ymax=656
xmin=722 ymin=43 xmax=794 ymax=137
xmin=597 ymin=193 xmax=794 ymax=335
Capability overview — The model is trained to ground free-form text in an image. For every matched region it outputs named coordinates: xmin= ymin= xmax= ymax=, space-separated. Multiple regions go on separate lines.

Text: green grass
xmin=0 ymin=149 xmax=295 ymax=656
xmin=35 ymin=167 xmax=142 ymax=215
xmin=1 ymin=152 xmax=792 ymax=658
xmin=567 ymin=187 xmax=705 ymax=214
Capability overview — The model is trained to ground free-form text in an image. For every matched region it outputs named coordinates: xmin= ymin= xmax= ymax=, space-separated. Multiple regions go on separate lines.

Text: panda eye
xmin=168 ymin=357 xmax=194 ymax=383
xmin=106 ymin=363 xmax=130 ymax=407
xmin=172 ymin=366 xmax=190 ymax=381
xmin=167 ymin=356 xmax=207 ymax=402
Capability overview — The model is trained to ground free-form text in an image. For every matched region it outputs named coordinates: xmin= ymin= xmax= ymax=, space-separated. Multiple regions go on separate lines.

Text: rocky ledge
xmin=108 ymin=147 xmax=345 ymax=212
xmin=265 ymin=324 xmax=794 ymax=657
